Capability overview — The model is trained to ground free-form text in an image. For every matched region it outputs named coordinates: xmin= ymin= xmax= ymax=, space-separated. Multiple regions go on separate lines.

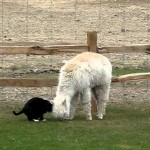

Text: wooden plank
xmin=0 ymin=44 xmax=149 ymax=55
xmin=0 ymin=78 xmax=58 ymax=87
xmin=112 ymin=73 xmax=150 ymax=82
xmin=98 ymin=44 xmax=150 ymax=54
xmin=87 ymin=31 xmax=98 ymax=53
xmin=0 ymin=73 xmax=149 ymax=87
xmin=0 ymin=45 xmax=88 ymax=55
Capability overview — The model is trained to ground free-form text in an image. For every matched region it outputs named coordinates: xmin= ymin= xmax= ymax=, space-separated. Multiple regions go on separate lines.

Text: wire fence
xmin=0 ymin=0 xmax=149 ymax=102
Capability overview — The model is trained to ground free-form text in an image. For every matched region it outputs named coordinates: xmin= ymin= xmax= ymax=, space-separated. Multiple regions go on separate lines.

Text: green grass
xmin=113 ymin=67 xmax=150 ymax=76
xmin=0 ymin=101 xmax=150 ymax=150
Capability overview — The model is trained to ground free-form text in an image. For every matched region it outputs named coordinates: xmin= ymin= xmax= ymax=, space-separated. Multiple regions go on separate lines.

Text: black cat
xmin=13 ymin=97 xmax=53 ymax=121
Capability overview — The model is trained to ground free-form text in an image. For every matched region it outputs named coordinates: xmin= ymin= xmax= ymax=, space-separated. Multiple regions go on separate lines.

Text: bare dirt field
xmin=0 ymin=0 xmax=149 ymax=102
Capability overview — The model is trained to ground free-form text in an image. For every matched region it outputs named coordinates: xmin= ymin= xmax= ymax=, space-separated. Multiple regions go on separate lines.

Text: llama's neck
xmin=56 ymin=80 xmax=76 ymax=99
xmin=56 ymin=68 xmax=77 ymax=98
xmin=56 ymin=84 xmax=71 ymax=96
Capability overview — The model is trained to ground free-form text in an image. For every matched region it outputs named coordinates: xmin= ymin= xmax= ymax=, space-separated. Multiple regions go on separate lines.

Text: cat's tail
xmin=13 ymin=110 xmax=24 ymax=116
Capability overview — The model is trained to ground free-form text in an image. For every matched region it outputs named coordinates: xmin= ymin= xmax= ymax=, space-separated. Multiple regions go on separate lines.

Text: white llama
xmin=52 ymin=52 xmax=112 ymax=120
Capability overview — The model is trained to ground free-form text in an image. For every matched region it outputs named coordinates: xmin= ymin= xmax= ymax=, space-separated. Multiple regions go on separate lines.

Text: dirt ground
xmin=0 ymin=0 xmax=149 ymax=102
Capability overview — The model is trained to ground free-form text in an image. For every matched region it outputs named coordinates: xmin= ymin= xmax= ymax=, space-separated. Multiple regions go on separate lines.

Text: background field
xmin=0 ymin=0 xmax=149 ymax=102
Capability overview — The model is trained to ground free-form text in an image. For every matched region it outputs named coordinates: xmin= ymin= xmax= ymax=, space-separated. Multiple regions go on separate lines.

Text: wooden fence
xmin=0 ymin=31 xmax=150 ymax=111
xmin=0 ymin=31 xmax=150 ymax=87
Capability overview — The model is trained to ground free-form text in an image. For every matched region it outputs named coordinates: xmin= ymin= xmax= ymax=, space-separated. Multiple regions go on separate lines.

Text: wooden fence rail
xmin=0 ymin=45 xmax=88 ymax=55
xmin=0 ymin=44 xmax=149 ymax=55
xmin=112 ymin=73 xmax=150 ymax=83
xmin=0 ymin=78 xmax=58 ymax=87
xmin=0 ymin=32 xmax=149 ymax=55
xmin=0 ymin=73 xmax=150 ymax=87
xmin=98 ymin=44 xmax=150 ymax=54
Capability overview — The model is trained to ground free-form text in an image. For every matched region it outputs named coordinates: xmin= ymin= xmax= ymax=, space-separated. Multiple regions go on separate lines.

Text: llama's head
xmin=52 ymin=95 xmax=69 ymax=120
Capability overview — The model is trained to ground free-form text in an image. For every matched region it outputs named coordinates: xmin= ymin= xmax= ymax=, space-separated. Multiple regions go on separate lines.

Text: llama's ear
xmin=62 ymin=99 xmax=67 ymax=107
xmin=50 ymin=100 xmax=54 ymax=105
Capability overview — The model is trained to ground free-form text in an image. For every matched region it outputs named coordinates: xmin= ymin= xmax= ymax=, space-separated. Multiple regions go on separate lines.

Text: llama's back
xmin=60 ymin=52 xmax=112 ymax=90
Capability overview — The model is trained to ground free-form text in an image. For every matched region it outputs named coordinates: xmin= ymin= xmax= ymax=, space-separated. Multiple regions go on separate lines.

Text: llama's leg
xmin=81 ymin=88 xmax=92 ymax=120
xmin=68 ymin=93 xmax=80 ymax=120
xmin=95 ymin=84 xmax=110 ymax=119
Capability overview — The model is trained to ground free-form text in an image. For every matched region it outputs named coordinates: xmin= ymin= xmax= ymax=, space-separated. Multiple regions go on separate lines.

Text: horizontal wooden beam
xmin=0 ymin=45 xmax=88 ymax=55
xmin=0 ymin=78 xmax=58 ymax=87
xmin=0 ymin=73 xmax=150 ymax=87
xmin=98 ymin=44 xmax=150 ymax=54
xmin=112 ymin=73 xmax=150 ymax=82
xmin=0 ymin=44 xmax=150 ymax=55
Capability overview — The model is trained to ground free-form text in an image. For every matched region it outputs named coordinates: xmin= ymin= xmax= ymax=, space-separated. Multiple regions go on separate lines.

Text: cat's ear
xmin=62 ymin=99 xmax=67 ymax=107
xmin=50 ymin=100 xmax=54 ymax=105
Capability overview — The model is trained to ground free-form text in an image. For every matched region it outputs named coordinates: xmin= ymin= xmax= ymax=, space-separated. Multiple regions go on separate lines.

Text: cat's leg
xmin=68 ymin=93 xmax=80 ymax=120
xmin=95 ymin=84 xmax=110 ymax=119
xmin=33 ymin=119 xmax=40 ymax=122
xmin=30 ymin=111 xmax=40 ymax=122
xmin=33 ymin=115 xmax=40 ymax=122
xmin=27 ymin=115 xmax=34 ymax=121
xmin=39 ymin=114 xmax=46 ymax=121
xmin=81 ymin=88 xmax=92 ymax=120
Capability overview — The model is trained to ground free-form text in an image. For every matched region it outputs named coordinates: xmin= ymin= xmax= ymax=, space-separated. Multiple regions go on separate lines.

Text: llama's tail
xmin=13 ymin=110 xmax=24 ymax=116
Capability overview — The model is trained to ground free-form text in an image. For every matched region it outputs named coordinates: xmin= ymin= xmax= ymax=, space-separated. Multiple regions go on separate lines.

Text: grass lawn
xmin=0 ymin=101 xmax=150 ymax=150
xmin=112 ymin=67 xmax=150 ymax=76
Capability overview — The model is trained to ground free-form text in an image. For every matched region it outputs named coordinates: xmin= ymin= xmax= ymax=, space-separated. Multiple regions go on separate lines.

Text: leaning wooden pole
xmin=112 ymin=73 xmax=150 ymax=82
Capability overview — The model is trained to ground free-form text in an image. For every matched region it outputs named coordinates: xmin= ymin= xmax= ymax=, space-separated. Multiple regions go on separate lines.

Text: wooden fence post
xmin=87 ymin=31 xmax=98 ymax=53
xmin=87 ymin=31 xmax=98 ymax=113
